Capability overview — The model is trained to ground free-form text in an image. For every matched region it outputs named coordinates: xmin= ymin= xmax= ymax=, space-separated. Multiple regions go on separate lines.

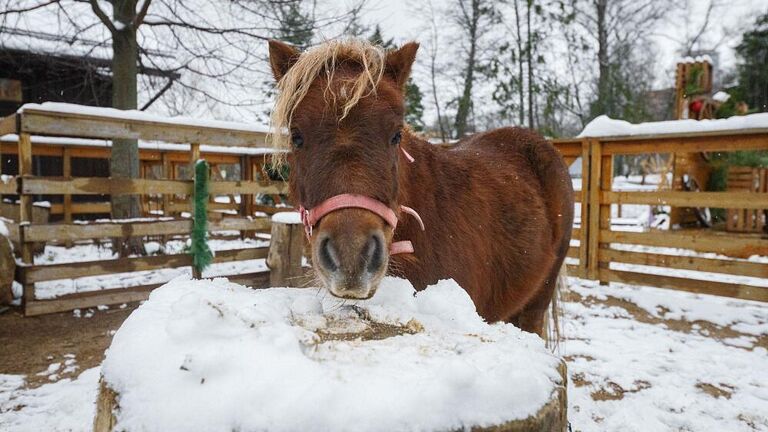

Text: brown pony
xmin=267 ymin=39 xmax=573 ymax=336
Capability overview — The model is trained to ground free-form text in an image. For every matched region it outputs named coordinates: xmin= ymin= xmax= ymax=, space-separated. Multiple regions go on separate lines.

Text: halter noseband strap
xmin=299 ymin=194 xmax=425 ymax=255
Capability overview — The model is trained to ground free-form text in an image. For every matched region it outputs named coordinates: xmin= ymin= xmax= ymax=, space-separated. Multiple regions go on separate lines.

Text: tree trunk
xmin=513 ymin=0 xmax=525 ymax=126
xmin=111 ymin=0 xmax=143 ymax=256
xmin=526 ymin=0 xmax=534 ymax=129
xmin=595 ymin=0 xmax=610 ymax=117
xmin=454 ymin=0 xmax=480 ymax=139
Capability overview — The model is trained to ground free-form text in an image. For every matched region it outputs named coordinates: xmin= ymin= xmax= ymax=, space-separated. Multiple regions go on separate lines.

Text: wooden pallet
xmin=726 ymin=167 xmax=767 ymax=233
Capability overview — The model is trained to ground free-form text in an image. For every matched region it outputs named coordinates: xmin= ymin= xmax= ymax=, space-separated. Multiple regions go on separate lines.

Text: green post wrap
xmin=190 ymin=159 xmax=213 ymax=276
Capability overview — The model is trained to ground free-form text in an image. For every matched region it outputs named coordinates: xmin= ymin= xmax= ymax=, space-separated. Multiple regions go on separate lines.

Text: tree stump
xmin=266 ymin=212 xmax=305 ymax=287
xmin=94 ymin=364 xmax=567 ymax=432
xmin=94 ymin=278 xmax=568 ymax=432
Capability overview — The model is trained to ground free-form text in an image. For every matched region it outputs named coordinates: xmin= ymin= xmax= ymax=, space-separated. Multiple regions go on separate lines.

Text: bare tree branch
xmin=88 ymin=0 xmax=117 ymax=34
xmin=134 ymin=0 xmax=152 ymax=28
xmin=0 ymin=0 xmax=60 ymax=15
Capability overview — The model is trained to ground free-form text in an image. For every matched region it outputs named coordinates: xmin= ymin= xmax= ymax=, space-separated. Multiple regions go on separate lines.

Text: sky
xmin=355 ymin=0 xmax=768 ymax=90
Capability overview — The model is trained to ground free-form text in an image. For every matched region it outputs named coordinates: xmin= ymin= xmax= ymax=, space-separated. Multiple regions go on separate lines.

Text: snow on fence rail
xmin=0 ymin=103 xmax=301 ymax=316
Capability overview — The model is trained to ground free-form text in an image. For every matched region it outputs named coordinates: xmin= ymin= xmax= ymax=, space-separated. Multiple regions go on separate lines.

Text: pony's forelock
xmin=268 ymin=39 xmax=387 ymax=166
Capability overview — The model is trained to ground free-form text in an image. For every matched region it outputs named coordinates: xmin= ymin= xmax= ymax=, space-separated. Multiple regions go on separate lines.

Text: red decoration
xmin=689 ymin=99 xmax=704 ymax=114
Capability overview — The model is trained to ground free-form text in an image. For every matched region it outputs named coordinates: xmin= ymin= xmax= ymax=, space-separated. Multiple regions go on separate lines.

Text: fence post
xmin=18 ymin=132 xmax=34 ymax=309
xmin=267 ymin=213 xmax=304 ymax=287
xmin=190 ymin=143 xmax=201 ymax=279
xmin=578 ymin=139 xmax=591 ymax=279
xmin=586 ymin=139 xmax=612 ymax=285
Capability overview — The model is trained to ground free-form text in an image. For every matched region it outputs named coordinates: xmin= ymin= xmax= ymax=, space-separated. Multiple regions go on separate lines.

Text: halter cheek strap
xmin=299 ymin=194 xmax=425 ymax=255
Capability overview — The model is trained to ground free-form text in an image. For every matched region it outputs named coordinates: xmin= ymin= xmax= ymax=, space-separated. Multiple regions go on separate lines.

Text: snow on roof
xmin=679 ymin=55 xmax=713 ymax=64
xmin=0 ymin=134 xmax=278 ymax=156
xmin=19 ymin=102 xmax=271 ymax=134
xmin=578 ymin=113 xmax=768 ymax=138
xmin=101 ymin=277 xmax=561 ymax=432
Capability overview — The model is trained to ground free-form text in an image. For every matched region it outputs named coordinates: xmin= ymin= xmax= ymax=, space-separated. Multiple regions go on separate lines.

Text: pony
xmin=267 ymin=39 xmax=573 ymax=336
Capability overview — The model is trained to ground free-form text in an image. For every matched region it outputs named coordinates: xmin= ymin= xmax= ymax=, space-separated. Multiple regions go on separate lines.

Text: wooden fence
xmin=552 ymin=128 xmax=768 ymax=303
xmin=0 ymin=105 xmax=299 ymax=316
xmin=1 ymin=104 xmax=767 ymax=315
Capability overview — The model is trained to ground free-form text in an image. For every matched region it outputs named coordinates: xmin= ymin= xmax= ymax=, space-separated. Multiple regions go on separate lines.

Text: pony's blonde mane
xmin=268 ymin=39 xmax=387 ymax=165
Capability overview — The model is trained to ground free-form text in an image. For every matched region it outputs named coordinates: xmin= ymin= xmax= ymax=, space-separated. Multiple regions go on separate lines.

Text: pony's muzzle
xmin=312 ymin=209 xmax=390 ymax=299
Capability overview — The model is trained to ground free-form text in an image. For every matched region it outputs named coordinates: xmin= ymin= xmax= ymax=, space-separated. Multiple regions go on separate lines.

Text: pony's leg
xmin=512 ymin=263 xmax=562 ymax=336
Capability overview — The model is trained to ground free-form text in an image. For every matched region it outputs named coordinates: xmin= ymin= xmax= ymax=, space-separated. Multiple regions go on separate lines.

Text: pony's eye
xmin=390 ymin=130 xmax=402 ymax=146
xmin=291 ymin=130 xmax=304 ymax=148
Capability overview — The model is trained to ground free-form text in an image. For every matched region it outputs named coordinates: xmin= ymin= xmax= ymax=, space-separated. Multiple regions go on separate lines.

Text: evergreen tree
xmin=734 ymin=13 xmax=768 ymax=113
xmin=273 ymin=1 xmax=315 ymax=48
xmin=368 ymin=26 xmax=426 ymax=131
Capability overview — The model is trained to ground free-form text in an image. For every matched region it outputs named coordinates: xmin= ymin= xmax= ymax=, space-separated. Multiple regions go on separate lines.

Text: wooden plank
xmin=0 ymin=113 xmax=18 ymax=136
xmin=603 ymin=191 xmax=768 ymax=209
xmin=24 ymin=284 xmax=161 ymax=316
xmin=24 ymin=219 xmax=193 ymax=242
xmin=21 ymin=247 xmax=268 ymax=283
xmin=600 ymin=269 xmax=768 ymax=303
xmin=209 ymin=180 xmax=288 ymax=196
xmin=19 ymin=109 xmax=270 ymax=148
xmin=209 ymin=217 xmax=271 ymax=232
xmin=567 ymin=246 xmax=579 ymax=259
xmin=579 ymin=140 xmax=590 ymax=278
xmin=62 ymin=148 xmax=72 ymax=224
xmin=587 ymin=140 xmax=601 ymax=279
xmin=0 ymin=176 xmax=16 ymax=194
xmin=21 ymin=254 xmax=194 ymax=283
xmin=21 ymin=177 xmax=191 ymax=195
xmin=222 ymin=271 xmax=271 ymax=289
xmin=600 ymin=248 xmax=768 ymax=279
xmin=601 ymin=230 xmax=768 ymax=257
xmin=213 ymin=247 xmax=268 ymax=263
xmin=18 ymin=132 xmax=33 ymax=299
xmin=601 ymin=132 xmax=768 ymax=155
xmin=24 ymin=217 xmax=271 ymax=242
xmin=48 ymin=202 xmax=111 ymax=215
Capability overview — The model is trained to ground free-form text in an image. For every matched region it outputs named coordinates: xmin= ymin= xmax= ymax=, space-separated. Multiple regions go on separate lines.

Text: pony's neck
xmin=397 ymin=130 xmax=442 ymax=212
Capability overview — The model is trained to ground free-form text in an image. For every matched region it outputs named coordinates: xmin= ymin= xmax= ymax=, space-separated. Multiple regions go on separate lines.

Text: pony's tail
xmin=544 ymin=263 xmax=567 ymax=353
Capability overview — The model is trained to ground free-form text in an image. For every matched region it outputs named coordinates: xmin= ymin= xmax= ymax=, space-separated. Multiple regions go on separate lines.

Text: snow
xmin=100 ymin=277 xmax=562 ymax=432
xmin=679 ymin=54 xmax=713 ymax=64
xmin=271 ymin=211 xmax=302 ymax=224
xmin=578 ymin=113 xmax=768 ymax=138
xmin=20 ymin=102 xmax=272 ymax=134
xmin=564 ymin=279 xmax=768 ymax=431
xmin=713 ymin=91 xmax=731 ymax=103
xmin=1 ymin=275 xmax=767 ymax=431
xmin=0 ymin=367 xmax=100 ymax=432
xmin=0 ymin=220 xmax=8 ymax=237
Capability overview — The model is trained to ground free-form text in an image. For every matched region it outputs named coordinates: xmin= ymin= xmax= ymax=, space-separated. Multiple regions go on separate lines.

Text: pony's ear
xmin=268 ymin=39 xmax=301 ymax=81
xmin=385 ymin=42 xmax=419 ymax=89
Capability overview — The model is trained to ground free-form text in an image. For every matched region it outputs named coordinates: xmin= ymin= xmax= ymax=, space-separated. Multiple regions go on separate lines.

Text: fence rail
xmin=0 ymin=106 xmax=303 ymax=316
xmin=552 ymin=129 xmax=768 ymax=303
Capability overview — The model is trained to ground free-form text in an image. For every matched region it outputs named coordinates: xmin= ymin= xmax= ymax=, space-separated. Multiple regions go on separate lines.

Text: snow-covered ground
xmin=1 ymin=276 xmax=766 ymax=431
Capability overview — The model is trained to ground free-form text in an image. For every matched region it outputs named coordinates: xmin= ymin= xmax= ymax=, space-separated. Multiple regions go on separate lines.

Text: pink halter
xmin=298 ymin=145 xmax=423 ymax=255
xmin=299 ymin=194 xmax=424 ymax=255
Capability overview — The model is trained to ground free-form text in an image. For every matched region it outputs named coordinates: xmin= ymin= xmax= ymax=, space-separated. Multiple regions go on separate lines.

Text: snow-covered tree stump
xmin=94 ymin=278 xmax=567 ymax=432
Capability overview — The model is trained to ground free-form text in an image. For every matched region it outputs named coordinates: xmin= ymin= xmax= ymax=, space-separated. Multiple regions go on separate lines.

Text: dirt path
xmin=0 ymin=304 xmax=137 ymax=387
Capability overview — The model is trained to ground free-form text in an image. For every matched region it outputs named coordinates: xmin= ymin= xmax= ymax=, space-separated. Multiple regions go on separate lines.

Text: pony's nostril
xmin=319 ymin=237 xmax=339 ymax=273
xmin=365 ymin=234 xmax=384 ymax=273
